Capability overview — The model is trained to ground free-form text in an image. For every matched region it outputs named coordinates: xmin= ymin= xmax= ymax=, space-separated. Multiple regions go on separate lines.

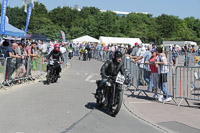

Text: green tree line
xmin=1 ymin=2 xmax=200 ymax=44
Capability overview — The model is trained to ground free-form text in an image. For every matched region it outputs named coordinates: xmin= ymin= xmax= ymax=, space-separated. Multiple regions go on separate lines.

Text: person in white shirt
xmin=60 ymin=44 xmax=67 ymax=54
xmin=155 ymin=47 xmax=171 ymax=102
xmin=40 ymin=42 xmax=47 ymax=55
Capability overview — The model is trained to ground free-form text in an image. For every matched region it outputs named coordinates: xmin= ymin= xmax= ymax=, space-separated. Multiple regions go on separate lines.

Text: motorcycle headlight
xmin=106 ymin=81 xmax=111 ymax=87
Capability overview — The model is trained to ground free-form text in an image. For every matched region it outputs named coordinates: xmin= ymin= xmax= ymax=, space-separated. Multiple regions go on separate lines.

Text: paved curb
xmin=122 ymin=91 xmax=174 ymax=133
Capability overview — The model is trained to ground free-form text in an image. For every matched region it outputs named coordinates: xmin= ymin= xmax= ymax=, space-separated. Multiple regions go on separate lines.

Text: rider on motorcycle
xmin=46 ymin=44 xmax=64 ymax=77
xmin=95 ymin=51 xmax=124 ymax=98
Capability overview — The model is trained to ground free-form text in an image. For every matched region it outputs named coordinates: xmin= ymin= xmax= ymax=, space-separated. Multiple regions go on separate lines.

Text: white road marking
xmin=85 ymin=75 xmax=93 ymax=81
xmin=91 ymin=73 xmax=99 ymax=76
xmin=85 ymin=75 xmax=97 ymax=83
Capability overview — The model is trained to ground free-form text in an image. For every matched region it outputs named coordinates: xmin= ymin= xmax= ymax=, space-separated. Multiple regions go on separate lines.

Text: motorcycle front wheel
xmin=96 ymin=92 xmax=103 ymax=108
xmin=108 ymin=90 xmax=123 ymax=117
xmin=46 ymin=70 xmax=51 ymax=84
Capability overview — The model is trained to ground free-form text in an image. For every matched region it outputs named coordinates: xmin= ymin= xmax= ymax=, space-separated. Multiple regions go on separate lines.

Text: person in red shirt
xmin=148 ymin=48 xmax=159 ymax=99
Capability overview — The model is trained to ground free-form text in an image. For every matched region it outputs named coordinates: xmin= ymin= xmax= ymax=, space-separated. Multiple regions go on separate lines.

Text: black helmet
xmin=114 ymin=51 xmax=122 ymax=59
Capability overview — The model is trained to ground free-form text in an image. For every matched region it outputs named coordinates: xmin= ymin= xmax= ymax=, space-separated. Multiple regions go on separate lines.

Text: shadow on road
xmin=85 ymin=102 xmax=111 ymax=116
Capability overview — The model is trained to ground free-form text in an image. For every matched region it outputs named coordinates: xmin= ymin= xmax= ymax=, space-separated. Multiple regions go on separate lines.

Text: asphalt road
xmin=0 ymin=57 xmax=164 ymax=133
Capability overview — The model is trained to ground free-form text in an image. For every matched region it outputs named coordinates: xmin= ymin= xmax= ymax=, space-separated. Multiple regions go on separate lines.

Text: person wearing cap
xmin=129 ymin=42 xmax=139 ymax=57
xmin=133 ymin=44 xmax=153 ymax=92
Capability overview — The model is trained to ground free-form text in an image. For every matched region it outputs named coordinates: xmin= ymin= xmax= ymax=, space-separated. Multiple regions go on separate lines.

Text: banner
xmin=60 ymin=30 xmax=66 ymax=43
xmin=24 ymin=3 xmax=33 ymax=33
xmin=0 ymin=0 xmax=8 ymax=34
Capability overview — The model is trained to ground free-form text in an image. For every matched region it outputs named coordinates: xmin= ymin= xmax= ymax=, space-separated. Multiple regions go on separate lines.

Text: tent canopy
xmin=99 ymin=36 xmax=142 ymax=46
xmin=31 ymin=34 xmax=47 ymax=41
xmin=0 ymin=17 xmax=26 ymax=37
xmin=71 ymin=35 xmax=100 ymax=43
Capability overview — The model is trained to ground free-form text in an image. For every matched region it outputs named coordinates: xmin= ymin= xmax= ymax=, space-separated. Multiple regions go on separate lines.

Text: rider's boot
xmin=94 ymin=90 xmax=101 ymax=99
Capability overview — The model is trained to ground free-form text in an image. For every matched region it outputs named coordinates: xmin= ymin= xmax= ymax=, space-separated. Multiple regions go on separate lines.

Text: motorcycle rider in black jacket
xmin=46 ymin=44 xmax=64 ymax=77
xmin=95 ymin=51 xmax=124 ymax=98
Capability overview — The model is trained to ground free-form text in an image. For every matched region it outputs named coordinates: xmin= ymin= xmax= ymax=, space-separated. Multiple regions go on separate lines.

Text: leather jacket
xmin=100 ymin=59 xmax=124 ymax=79
xmin=46 ymin=50 xmax=64 ymax=61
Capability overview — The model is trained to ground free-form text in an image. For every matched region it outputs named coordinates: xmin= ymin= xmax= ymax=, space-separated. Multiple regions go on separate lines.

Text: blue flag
xmin=61 ymin=31 xmax=66 ymax=43
xmin=24 ymin=3 xmax=33 ymax=33
xmin=0 ymin=0 xmax=8 ymax=34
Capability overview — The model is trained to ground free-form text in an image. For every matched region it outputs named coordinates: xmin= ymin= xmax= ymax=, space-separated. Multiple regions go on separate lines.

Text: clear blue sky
xmin=6 ymin=0 xmax=200 ymax=19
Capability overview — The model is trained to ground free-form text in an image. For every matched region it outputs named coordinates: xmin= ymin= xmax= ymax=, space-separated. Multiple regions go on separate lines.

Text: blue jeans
xmin=144 ymin=70 xmax=153 ymax=92
xmin=172 ymin=56 xmax=177 ymax=65
xmin=96 ymin=78 xmax=108 ymax=92
xmin=159 ymin=73 xmax=169 ymax=98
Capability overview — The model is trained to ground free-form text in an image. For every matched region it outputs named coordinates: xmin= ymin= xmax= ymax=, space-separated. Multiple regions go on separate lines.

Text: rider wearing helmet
xmin=95 ymin=50 xmax=124 ymax=97
xmin=46 ymin=44 xmax=64 ymax=77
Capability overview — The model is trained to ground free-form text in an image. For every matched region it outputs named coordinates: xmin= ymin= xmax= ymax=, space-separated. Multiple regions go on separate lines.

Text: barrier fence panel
xmin=63 ymin=52 xmax=68 ymax=66
xmin=0 ymin=52 xmax=69 ymax=89
xmin=130 ymin=62 xmax=139 ymax=89
xmin=40 ymin=56 xmax=48 ymax=77
xmin=3 ymin=57 xmax=28 ymax=86
xmin=0 ymin=57 xmax=5 ymax=88
xmin=123 ymin=56 xmax=131 ymax=71
xmin=28 ymin=56 xmax=42 ymax=80
xmin=129 ymin=61 xmax=175 ymax=101
xmin=175 ymin=66 xmax=200 ymax=106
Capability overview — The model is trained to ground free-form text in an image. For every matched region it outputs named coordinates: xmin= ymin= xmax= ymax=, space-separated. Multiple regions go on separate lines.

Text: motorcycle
xmin=96 ymin=72 xmax=125 ymax=117
xmin=46 ymin=59 xmax=60 ymax=84
xmin=68 ymin=49 xmax=73 ymax=59
xmin=83 ymin=50 xmax=88 ymax=61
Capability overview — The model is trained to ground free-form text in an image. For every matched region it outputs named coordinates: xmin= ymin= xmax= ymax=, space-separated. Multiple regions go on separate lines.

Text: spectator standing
xmin=133 ymin=45 xmax=153 ymax=91
xmin=155 ymin=47 xmax=171 ymax=102
xmin=130 ymin=42 xmax=139 ymax=57
xmin=40 ymin=41 xmax=48 ymax=55
xmin=172 ymin=44 xmax=178 ymax=66
xmin=16 ymin=43 xmax=27 ymax=84
xmin=0 ymin=40 xmax=9 ymax=57
xmin=60 ymin=44 xmax=67 ymax=54
xmin=126 ymin=44 xmax=132 ymax=55
xmin=149 ymin=48 xmax=159 ymax=98
xmin=4 ymin=43 xmax=22 ymax=82
xmin=27 ymin=42 xmax=38 ymax=78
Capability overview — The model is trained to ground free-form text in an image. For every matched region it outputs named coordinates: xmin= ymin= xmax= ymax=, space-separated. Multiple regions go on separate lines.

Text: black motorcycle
xmin=68 ymin=49 xmax=73 ymax=59
xmin=46 ymin=59 xmax=60 ymax=84
xmin=96 ymin=73 xmax=125 ymax=117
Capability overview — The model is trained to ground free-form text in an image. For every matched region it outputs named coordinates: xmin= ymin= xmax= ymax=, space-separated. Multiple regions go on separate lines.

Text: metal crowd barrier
xmin=123 ymin=57 xmax=176 ymax=103
xmin=63 ymin=52 xmax=68 ymax=66
xmin=0 ymin=52 xmax=69 ymax=88
xmin=96 ymin=52 xmax=200 ymax=106
xmin=175 ymin=66 xmax=200 ymax=106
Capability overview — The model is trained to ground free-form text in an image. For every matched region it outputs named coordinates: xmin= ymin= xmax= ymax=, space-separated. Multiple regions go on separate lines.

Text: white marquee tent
xmin=71 ymin=35 xmax=100 ymax=43
xmin=99 ymin=36 xmax=142 ymax=46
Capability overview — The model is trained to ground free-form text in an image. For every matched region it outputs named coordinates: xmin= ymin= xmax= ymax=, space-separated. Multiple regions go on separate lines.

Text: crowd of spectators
xmin=0 ymin=39 xmax=69 ymax=85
